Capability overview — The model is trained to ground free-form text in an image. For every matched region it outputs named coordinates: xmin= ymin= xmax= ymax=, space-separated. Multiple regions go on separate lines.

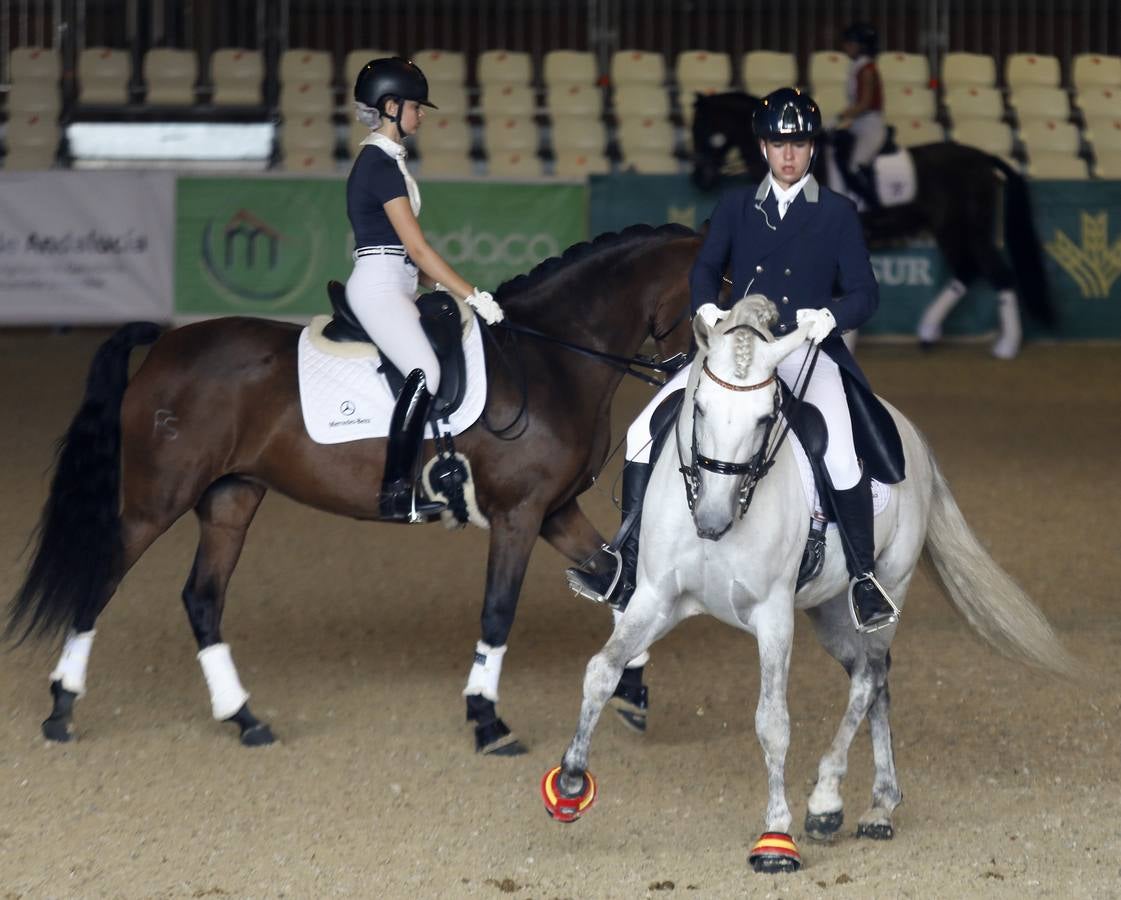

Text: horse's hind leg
xmin=802 ymin=595 xmax=889 ymax=841
xmin=541 ymin=498 xmax=651 ymax=732
xmin=42 ymin=513 xmax=175 ymax=742
xmin=858 ymin=662 xmax=902 ymax=839
xmin=181 ymin=476 xmax=271 ymax=746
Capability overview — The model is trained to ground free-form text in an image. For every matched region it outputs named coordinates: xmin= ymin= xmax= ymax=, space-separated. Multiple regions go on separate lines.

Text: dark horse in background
xmin=7 ymin=224 xmax=699 ymax=756
xmin=691 ymin=92 xmax=1057 ymax=352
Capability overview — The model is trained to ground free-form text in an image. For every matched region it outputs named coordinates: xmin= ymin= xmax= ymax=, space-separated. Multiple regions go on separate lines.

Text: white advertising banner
xmin=0 ymin=171 xmax=174 ymax=324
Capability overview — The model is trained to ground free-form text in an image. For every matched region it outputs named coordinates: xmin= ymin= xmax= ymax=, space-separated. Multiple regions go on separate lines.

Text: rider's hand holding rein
xmin=796 ymin=307 xmax=837 ymax=345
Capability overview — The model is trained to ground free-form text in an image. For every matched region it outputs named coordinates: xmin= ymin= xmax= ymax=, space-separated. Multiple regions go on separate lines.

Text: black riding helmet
xmin=842 ymin=22 xmax=879 ymax=57
xmin=354 ymin=57 xmax=437 ymax=133
xmin=753 ymin=87 xmax=823 ymax=143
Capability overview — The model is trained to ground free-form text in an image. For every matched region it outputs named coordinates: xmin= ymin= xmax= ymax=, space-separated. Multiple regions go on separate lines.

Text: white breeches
xmin=848 ymin=113 xmax=887 ymax=168
xmin=626 ymin=344 xmax=861 ymax=490
xmin=345 ymin=250 xmax=441 ymax=393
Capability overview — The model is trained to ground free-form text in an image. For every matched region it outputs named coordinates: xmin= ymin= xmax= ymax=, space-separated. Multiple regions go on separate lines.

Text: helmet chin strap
xmin=384 ymin=96 xmax=411 ymax=138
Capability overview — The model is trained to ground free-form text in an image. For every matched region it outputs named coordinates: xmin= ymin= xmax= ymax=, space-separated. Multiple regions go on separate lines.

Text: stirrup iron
xmin=565 ymin=543 xmax=623 ymax=606
xmin=849 ymin=572 xmax=901 ymax=635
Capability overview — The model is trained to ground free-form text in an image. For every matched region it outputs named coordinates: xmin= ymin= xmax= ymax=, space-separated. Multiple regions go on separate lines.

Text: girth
xmin=321 ymin=280 xmax=467 ymax=418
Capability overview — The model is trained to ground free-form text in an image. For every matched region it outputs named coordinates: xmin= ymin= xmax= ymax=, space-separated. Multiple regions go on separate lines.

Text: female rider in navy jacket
xmin=569 ymin=87 xmax=898 ymax=634
xmin=347 ymin=57 xmax=503 ymax=522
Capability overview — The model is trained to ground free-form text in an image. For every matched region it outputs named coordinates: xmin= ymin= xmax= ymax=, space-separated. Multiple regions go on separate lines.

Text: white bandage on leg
xmin=991 ymin=289 xmax=1022 ymax=360
xmin=463 ymin=641 xmax=506 ymax=702
xmin=612 ymin=610 xmax=650 ymax=668
xmin=49 ymin=630 xmax=96 ymax=697
xmin=917 ymin=278 xmax=967 ymax=343
xmin=197 ymin=643 xmax=250 ymax=720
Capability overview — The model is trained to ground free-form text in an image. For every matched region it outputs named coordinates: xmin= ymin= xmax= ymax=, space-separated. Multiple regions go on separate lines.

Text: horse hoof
xmin=748 ymin=832 xmax=802 ymax=873
xmin=41 ymin=716 xmax=73 ymax=743
xmin=857 ymin=821 xmax=894 ymax=840
xmin=611 ymin=703 xmax=647 ymax=733
xmin=240 ymin=723 xmax=275 ymax=747
xmin=804 ymin=810 xmax=844 ymax=842
xmin=541 ymin=765 xmax=596 ymax=823
xmin=475 ymin=717 xmax=526 ymax=756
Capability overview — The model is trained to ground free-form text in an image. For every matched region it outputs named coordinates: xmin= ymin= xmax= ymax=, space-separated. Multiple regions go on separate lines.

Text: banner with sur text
xmin=0 ymin=171 xmax=174 ymax=324
xmin=174 ymin=176 xmax=585 ymax=319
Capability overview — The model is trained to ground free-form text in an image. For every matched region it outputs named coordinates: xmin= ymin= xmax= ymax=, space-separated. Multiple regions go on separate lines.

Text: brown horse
xmin=8 ymin=224 xmax=699 ymax=754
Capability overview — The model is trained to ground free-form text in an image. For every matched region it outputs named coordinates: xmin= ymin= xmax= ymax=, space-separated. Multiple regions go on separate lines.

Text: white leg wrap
xmin=917 ymin=278 xmax=967 ymax=342
xmin=612 ymin=610 xmax=650 ymax=668
xmin=463 ymin=641 xmax=506 ymax=702
xmin=49 ymin=630 xmax=96 ymax=697
xmin=198 ymin=643 xmax=250 ymax=720
xmin=991 ymin=289 xmax=1022 ymax=360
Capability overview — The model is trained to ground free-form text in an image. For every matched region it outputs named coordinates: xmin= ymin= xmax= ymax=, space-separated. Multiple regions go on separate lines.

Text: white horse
xmin=541 ymin=295 xmax=1075 ymax=873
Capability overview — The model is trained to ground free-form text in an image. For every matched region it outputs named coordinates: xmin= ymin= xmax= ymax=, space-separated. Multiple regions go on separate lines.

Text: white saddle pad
xmin=297 ymin=314 xmax=487 ymax=445
xmin=788 ymin=429 xmax=891 ymax=523
xmin=872 ymin=149 xmax=918 ymax=207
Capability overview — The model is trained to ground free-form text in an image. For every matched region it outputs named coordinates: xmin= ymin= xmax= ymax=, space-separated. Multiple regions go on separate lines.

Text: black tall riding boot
xmin=566 ymin=461 xmax=652 ymax=611
xmin=830 ymin=471 xmax=899 ymax=633
xmin=379 ymin=368 xmax=446 ymax=523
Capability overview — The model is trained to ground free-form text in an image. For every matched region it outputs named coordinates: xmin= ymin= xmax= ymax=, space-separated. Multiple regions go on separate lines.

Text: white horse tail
xmin=922 ymin=453 xmax=1079 ymax=676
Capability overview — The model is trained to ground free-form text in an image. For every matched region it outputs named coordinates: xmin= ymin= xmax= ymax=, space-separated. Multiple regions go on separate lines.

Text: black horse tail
xmin=990 ymin=155 xmax=1058 ymax=328
xmin=6 ymin=322 xmax=162 ymax=645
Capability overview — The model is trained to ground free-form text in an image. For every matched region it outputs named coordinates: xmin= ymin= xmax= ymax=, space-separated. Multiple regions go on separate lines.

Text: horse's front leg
xmin=747 ymin=599 xmax=802 ymax=874
xmin=462 ymin=506 xmax=545 ymax=756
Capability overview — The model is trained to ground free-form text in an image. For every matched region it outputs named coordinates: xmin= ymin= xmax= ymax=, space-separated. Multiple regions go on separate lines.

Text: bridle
xmin=678 ymin=325 xmax=818 ymax=520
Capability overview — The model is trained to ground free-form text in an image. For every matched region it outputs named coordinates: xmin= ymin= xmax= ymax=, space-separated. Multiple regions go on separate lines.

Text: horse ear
xmin=693 ymin=302 xmax=725 ymax=352
xmin=760 ymin=327 xmax=812 ymax=370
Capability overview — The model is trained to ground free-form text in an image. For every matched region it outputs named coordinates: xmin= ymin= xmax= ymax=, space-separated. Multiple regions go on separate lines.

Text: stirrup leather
xmin=848 ymin=572 xmax=901 ymax=634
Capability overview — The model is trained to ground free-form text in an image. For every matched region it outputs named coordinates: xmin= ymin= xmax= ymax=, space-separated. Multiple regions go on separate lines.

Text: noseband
xmin=679 ymin=356 xmax=780 ymax=519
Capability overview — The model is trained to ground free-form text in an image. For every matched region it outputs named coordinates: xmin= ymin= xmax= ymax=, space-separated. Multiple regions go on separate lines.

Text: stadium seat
xmin=551 ymin=117 xmax=606 ymax=153
xmin=1075 ymin=87 xmax=1120 ymax=118
xmin=480 ymin=84 xmax=536 ymax=118
xmin=1027 ymin=151 xmax=1089 ymax=179
xmin=1019 ymin=119 xmax=1080 ymax=156
xmin=617 ymin=116 xmax=676 ymax=157
xmin=483 ymin=116 xmax=539 ymax=153
xmin=676 ymin=50 xmax=732 ymax=94
xmin=543 ymin=50 xmax=597 ymax=86
xmin=345 ymin=50 xmax=396 ymax=88
xmin=281 ymin=115 xmax=337 ymax=155
xmin=347 ymin=119 xmax=369 ymax=156
xmin=487 ymin=150 xmax=544 ymax=178
xmin=878 ymin=51 xmax=930 ymax=86
xmin=553 ymin=150 xmax=610 ymax=177
xmin=952 ymin=118 xmax=1015 ymax=156
xmin=210 ymin=48 xmax=263 ymax=106
xmin=742 ymin=51 xmax=798 ymax=96
xmin=144 ymin=49 xmax=198 ymax=105
xmin=7 ymin=81 xmax=60 ymax=116
xmin=416 ymin=114 xmax=472 ymax=154
xmin=1093 ymin=149 xmax=1121 ymax=178
xmin=1005 ymin=53 xmax=1061 ymax=89
xmin=613 ymin=84 xmax=671 ymax=119
xmin=809 ymin=51 xmax=849 ymax=87
xmin=1008 ymin=86 xmax=1070 ymax=123
xmin=427 ymin=83 xmax=469 ymax=115
xmin=419 ymin=150 xmax=474 ymax=177
xmin=610 ymin=50 xmax=665 ymax=86
xmin=3 ymin=112 xmax=58 ymax=169
xmin=478 ymin=50 xmax=532 ymax=86
xmin=943 ymin=85 xmax=1004 ymax=121
xmin=279 ymin=81 xmax=334 ymax=117
xmin=884 ymin=83 xmax=936 ymax=120
xmin=280 ymin=151 xmax=337 ymax=174
xmin=1072 ymin=53 xmax=1121 ymax=90
xmin=813 ymin=83 xmax=847 ymax=120
xmin=622 ymin=149 xmax=680 ymax=174
xmin=279 ymin=49 xmax=332 ymax=86
xmin=412 ymin=50 xmax=466 ymax=85
xmin=1085 ymin=116 xmax=1121 ymax=153
xmin=10 ymin=46 xmax=60 ymax=82
xmin=546 ymin=83 xmax=604 ymax=118
xmin=891 ymin=118 xmax=945 ymax=147
xmin=941 ymin=52 xmax=997 ymax=89
xmin=77 ymin=47 xmax=131 ymax=105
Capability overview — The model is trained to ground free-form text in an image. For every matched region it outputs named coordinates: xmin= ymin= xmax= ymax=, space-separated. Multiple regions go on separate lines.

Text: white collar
xmin=360 ymin=131 xmax=420 ymax=216
xmin=767 ymin=170 xmax=812 ymax=210
xmin=362 ymin=132 xmax=407 ymax=160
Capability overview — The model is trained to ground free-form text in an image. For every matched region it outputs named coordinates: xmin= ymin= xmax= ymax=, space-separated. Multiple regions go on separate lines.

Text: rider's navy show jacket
xmin=689 ymin=175 xmax=878 ymax=388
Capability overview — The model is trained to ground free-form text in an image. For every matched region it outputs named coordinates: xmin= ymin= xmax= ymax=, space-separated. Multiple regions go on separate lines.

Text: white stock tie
xmin=361 ymin=132 xmax=421 ymax=217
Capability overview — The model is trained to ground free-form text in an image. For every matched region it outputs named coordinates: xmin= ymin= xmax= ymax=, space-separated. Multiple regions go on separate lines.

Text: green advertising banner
xmin=175 ymin=176 xmax=585 ymax=318
xmin=588 ymin=173 xmax=1121 ymax=338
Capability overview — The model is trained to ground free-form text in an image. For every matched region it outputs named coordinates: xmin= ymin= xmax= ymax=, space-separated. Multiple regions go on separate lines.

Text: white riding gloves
xmin=466 ymin=288 xmax=505 ymax=324
xmin=796 ymin=307 xmax=837 ymax=345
